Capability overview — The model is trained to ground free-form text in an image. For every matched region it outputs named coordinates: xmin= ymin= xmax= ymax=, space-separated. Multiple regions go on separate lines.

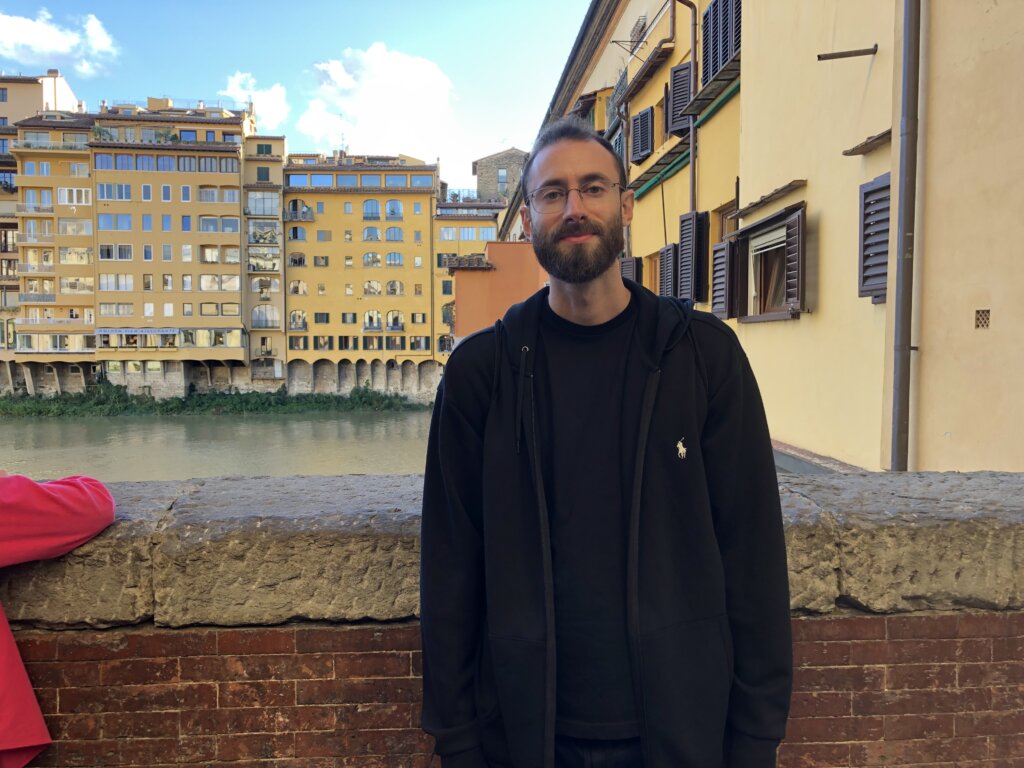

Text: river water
xmin=2 ymin=411 xmax=433 ymax=482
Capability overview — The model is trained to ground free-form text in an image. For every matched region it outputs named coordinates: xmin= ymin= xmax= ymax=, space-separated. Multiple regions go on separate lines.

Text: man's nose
xmin=562 ymin=188 xmax=588 ymax=220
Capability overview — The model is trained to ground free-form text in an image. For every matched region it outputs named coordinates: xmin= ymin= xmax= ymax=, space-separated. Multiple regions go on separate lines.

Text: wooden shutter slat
xmin=859 ymin=174 xmax=890 ymax=299
xmin=677 ymin=213 xmax=695 ymax=300
xmin=711 ymin=242 xmax=728 ymax=317
xmin=717 ymin=0 xmax=731 ymax=72
xmin=668 ymin=63 xmax=692 ymax=135
xmin=702 ymin=5 xmax=714 ymax=88
xmin=732 ymin=0 xmax=742 ymax=59
xmin=659 ymin=244 xmax=677 ymax=297
xmin=784 ymin=207 xmax=805 ymax=312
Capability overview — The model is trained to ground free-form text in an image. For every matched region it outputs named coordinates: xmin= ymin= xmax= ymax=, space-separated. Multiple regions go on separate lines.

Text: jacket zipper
xmin=628 ymin=369 xmax=661 ymax=765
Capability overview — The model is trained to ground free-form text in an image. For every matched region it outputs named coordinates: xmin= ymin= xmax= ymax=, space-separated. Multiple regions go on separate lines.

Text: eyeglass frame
xmin=525 ymin=177 xmax=626 ymax=214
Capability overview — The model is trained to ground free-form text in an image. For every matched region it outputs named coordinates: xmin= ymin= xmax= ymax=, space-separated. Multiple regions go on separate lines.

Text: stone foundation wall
xmin=3 ymin=473 xmax=1022 ymax=767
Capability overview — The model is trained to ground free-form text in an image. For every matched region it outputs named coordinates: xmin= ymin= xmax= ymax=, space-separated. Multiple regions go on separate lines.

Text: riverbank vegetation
xmin=0 ymin=382 xmax=424 ymax=418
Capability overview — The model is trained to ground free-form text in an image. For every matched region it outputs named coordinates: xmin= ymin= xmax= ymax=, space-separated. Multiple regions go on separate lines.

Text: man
xmin=421 ymin=118 xmax=792 ymax=768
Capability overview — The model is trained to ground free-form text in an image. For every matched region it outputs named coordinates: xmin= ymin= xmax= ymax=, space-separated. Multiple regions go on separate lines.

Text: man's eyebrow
xmin=533 ymin=172 xmax=614 ymax=189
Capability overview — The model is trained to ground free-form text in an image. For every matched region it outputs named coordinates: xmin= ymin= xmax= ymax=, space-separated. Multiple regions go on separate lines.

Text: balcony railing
xmin=17 ymin=232 xmax=55 ymax=244
xmin=11 ymin=140 xmax=89 ymax=152
xmin=363 ymin=323 xmax=382 ymax=332
xmin=15 ymin=317 xmax=94 ymax=326
xmin=18 ymin=293 xmax=56 ymax=303
xmin=0 ymin=273 xmax=18 ymax=282
xmin=363 ymin=214 xmax=380 ymax=221
xmin=251 ymin=321 xmax=281 ymax=330
xmin=289 ymin=322 xmax=308 ymax=331
xmin=16 ymin=204 xmax=54 ymax=214
xmin=17 ymin=263 xmax=56 ymax=274
xmin=254 ymin=348 xmax=277 ymax=358
xmin=386 ymin=323 xmax=405 ymax=332
xmin=283 ymin=210 xmax=314 ymax=222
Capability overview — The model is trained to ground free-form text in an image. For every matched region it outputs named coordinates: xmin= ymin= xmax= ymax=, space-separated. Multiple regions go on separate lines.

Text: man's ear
xmin=520 ymin=205 xmax=533 ymax=239
xmin=620 ymin=188 xmax=636 ymax=227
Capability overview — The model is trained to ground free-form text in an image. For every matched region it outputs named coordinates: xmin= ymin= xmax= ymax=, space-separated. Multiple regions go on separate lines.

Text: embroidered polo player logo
xmin=676 ymin=438 xmax=687 ymax=459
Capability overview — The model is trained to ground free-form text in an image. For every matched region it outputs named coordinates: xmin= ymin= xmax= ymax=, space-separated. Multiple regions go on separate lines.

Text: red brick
xmin=886 ymin=663 xmax=956 ymax=689
xmin=958 ymin=611 xmax=1012 ymax=638
xmin=297 ymin=677 xmax=422 ymax=705
xmin=411 ymin=651 xmax=423 ymax=676
xmin=955 ymin=710 xmax=1024 ymax=736
xmin=181 ymin=705 xmax=335 ymax=735
xmin=180 ymin=652 xmax=333 ymax=681
xmin=296 ymin=728 xmax=432 ymax=757
xmin=59 ymin=682 xmax=216 ymax=714
xmin=217 ymin=732 xmax=296 ymax=760
xmin=854 ymin=688 xmax=990 ymax=716
xmin=338 ymin=758 xmax=435 ymax=768
xmin=335 ymin=652 xmax=413 ymax=678
xmin=991 ymin=733 xmax=1024 ymax=759
xmin=13 ymin=633 xmax=58 ymax=661
xmin=792 ymin=665 xmax=884 ymax=692
xmin=850 ymin=736 xmax=988 ymax=765
xmin=118 ymin=737 xmax=182 ymax=764
xmin=99 ymin=710 xmax=180 ymax=738
xmin=994 ymin=635 xmax=1024 ymax=661
xmin=218 ymin=680 xmax=296 ymax=708
xmin=336 ymin=703 xmax=417 ymax=730
xmin=848 ymin=640 xmax=889 ymax=665
xmin=99 ymin=657 xmax=179 ymax=686
xmin=886 ymin=614 xmax=959 ymax=640
xmin=793 ymin=641 xmax=850 ymax=667
xmin=1008 ymin=612 xmax=1024 ymax=636
xmin=55 ymin=629 xmax=202 ymax=661
xmin=791 ymin=616 xmax=885 ymax=642
xmin=883 ymin=713 xmax=954 ymax=739
xmin=777 ymin=742 xmax=851 ymax=768
xmin=177 ymin=735 xmax=217 ymax=763
xmin=33 ymin=687 xmax=58 ymax=715
xmin=991 ymin=685 xmax=1024 ymax=710
xmin=42 ymin=713 xmax=99 ymax=740
xmin=959 ymin=661 xmax=1024 ymax=687
xmin=296 ymin=624 xmax=421 ymax=653
xmin=217 ymin=628 xmax=297 ymax=655
xmin=57 ymin=739 xmax=120 ymax=766
xmin=789 ymin=692 xmax=852 ymax=719
xmin=24 ymin=660 xmax=100 ymax=688
xmin=783 ymin=715 xmax=883 ymax=743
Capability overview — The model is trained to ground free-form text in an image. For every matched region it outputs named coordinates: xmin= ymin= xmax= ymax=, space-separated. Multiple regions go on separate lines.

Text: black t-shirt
xmin=535 ymin=294 xmax=640 ymax=740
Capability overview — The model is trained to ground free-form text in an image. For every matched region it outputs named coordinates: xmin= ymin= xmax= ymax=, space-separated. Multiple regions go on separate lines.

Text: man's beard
xmin=531 ymin=215 xmax=624 ymax=285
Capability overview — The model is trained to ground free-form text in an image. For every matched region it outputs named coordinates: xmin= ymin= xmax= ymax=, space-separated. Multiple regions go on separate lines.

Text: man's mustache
xmin=552 ymin=221 xmax=603 ymax=240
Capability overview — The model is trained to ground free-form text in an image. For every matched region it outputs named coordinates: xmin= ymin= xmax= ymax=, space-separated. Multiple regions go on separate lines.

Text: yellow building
xmin=504 ymin=0 xmax=1024 ymax=471
xmin=280 ymin=152 xmax=442 ymax=395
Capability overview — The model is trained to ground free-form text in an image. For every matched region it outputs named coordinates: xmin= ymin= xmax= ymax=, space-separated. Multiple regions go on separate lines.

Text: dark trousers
xmin=554 ymin=735 xmax=644 ymax=768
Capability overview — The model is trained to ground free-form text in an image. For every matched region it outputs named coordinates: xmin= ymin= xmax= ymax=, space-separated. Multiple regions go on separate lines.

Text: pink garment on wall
xmin=0 ymin=475 xmax=115 ymax=768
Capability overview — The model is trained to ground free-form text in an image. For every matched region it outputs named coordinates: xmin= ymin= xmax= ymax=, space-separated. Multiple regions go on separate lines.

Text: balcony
xmin=15 ymin=317 xmax=94 ymax=326
xmin=289 ymin=322 xmax=308 ymax=332
xmin=363 ymin=214 xmax=380 ymax=221
xmin=254 ymin=348 xmax=277 ymax=358
xmin=11 ymin=140 xmax=89 ymax=152
xmin=17 ymin=232 xmax=55 ymax=244
xmin=283 ymin=209 xmax=314 ymax=222
xmin=0 ymin=272 xmax=18 ymax=283
xmin=18 ymin=293 xmax=56 ymax=303
xmin=363 ymin=323 xmax=382 ymax=332
xmin=16 ymin=204 xmax=55 ymax=215
xmin=17 ymin=263 xmax=56 ymax=274
xmin=386 ymin=323 xmax=405 ymax=332
xmin=251 ymin=321 xmax=280 ymax=330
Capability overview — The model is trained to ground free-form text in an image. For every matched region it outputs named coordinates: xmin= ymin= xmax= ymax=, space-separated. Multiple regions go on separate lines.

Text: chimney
xmin=47 ymin=68 xmax=60 ymax=77
xmin=77 ymin=100 xmax=85 ymax=113
xmin=197 ymin=100 xmax=205 ymax=110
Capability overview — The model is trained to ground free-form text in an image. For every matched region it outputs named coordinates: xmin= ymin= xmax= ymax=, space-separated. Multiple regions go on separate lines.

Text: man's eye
xmin=581 ymin=183 xmax=607 ymax=196
xmin=538 ymin=189 xmax=564 ymax=203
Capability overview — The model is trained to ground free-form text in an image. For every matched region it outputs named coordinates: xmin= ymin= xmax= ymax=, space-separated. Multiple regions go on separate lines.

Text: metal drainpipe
xmin=674 ymin=0 xmax=698 ymax=212
xmin=891 ymin=0 xmax=922 ymax=471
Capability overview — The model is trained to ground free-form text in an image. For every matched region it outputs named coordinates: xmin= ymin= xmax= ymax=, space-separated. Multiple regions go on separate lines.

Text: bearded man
xmin=420 ymin=117 xmax=792 ymax=768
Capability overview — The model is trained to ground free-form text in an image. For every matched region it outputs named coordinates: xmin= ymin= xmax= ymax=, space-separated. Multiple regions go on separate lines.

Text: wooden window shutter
xmin=677 ymin=211 xmax=709 ymax=302
xmin=711 ymin=242 xmax=729 ymax=317
xmin=630 ymin=107 xmax=654 ymax=165
xmin=716 ymin=0 xmax=731 ymax=72
xmin=784 ymin=207 xmax=806 ymax=313
xmin=620 ymin=256 xmax=642 ymax=284
xmin=732 ymin=0 xmax=742 ymax=58
xmin=668 ymin=63 xmax=692 ymax=136
xmin=858 ymin=173 xmax=890 ymax=301
xmin=701 ymin=4 xmax=714 ymax=88
xmin=658 ymin=244 xmax=677 ymax=297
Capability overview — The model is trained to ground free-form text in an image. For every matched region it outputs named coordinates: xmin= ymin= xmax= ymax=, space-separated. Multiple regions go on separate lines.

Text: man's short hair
xmin=520 ymin=117 xmax=628 ymax=198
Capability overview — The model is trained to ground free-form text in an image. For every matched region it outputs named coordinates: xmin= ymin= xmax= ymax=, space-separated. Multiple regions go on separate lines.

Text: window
xmin=442 ymin=280 xmax=453 ymax=295
xmin=142 ymin=274 xmax=153 ymax=291
xmin=364 ymin=310 xmax=382 ymax=330
xmin=220 ymin=158 xmax=239 ymax=173
xmin=498 ymin=168 xmax=508 ymax=196
xmin=480 ymin=226 xmax=496 ymax=240
xmin=363 ymin=252 xmax=381 ymax=268
xmin=313 ymin=336 xmax=334 ymax=351
xmin=256 ymin=166 xmax=270 ymax=182
xmin=345 ymin=283 xmax=353 ymax=295
xmin=183 ymin=303 xmax=193 ymax=316
xmin=163 ymin=303 xmax=174 ymax=317
xmin=668 ymin=62 xmax=693 ymax=135
xmin=289 ymin=253 xmax=306 ymax=268
xmin=142 ymin=214 xmax=152 ymax=232
xmin=58 ymin=218 xmax=93 ymax=235
xmin=181 ymin=185 xmax=191 ymax=202
xmin=221 ymin=303 xmax=240 ymax=316
xmin=414 ymin=230 xmax=422 ymax=243
xmin=317 ymin=282 xmax=326 ymax=296
xmin=178 ymin=156 xmax=196 ymax=172
xmin=142 ymin=184 xmax=152 ymax=201
xmin=386 ymin=280 xmax=404 ymax=296
xmin=199 ymin=217 xmax=219 ymax=233
xmin=701 ymin=0 xmax=741 ymax=87
xmin=161 ymin=214 xmax=171 ymax=232
xmin=143 ymin=303 xmax=154 ymax=317
xmin=198 ymin=157 xmax=217 ymax=173
xmin=440 ymin=227 xmax=457 ymax=241
xmin=182 ymin=275 xmax=192 ymax=291
xmin=252 ymin=305 xmax=280 ymax=328
xmin=363 ymin=227 xmax=381 ymax=241
xmin=99 ymin=273 xmax=132 ymax=291
xmin=290 ymin=310 xmax=307 ymax=330
xmin=460 ymin=226 xmax=476 ymax=241
xmin=344 ymin=256 xmax=353 ymax=268
xmin=289 ymin=280 xmax=308 ymax=296
xmin=344 ymin=202 xmax=353 ymax=214
xmin=414 ymin=283 xmax=423 ymax=296
xmin=163 ymin=274 xmax=173 ymax=290
xmin=311 ymin=174 xmax=332 ymax=187
xmin=338 ymin=336 xmax=358 ymax=351
xmin=256 ymin=143 xmax=272 ymax=155
xmin=673 ymin=211 xmax=709 ymax=302
xmin=410 ymin=336 xmax=431 ymax=351
xmin=385 ymin=174 xmax=407 ymax=187
xmin=364 ymin=280 xmax=382 ymax=295
xmin=385 ymin=200 xmax=403 ymax=219
xmin=162 ymin=244 xmax=172 ymax=261
xmin=200 ymin=275 xmax=221 ymax=291
xmin=630 ymin=107 xmax=654 ymax=164
xmin=221 ymin=217 xmax=239 ymax=233
xmin=137 ymin=155 xmax=155 ymax=172
xmin=222 ymin=188 xmax=239 ymax=203
xmin=412 ymin=313 xmax=426 ymax=324
xmin=711 ymin=204 xmax=806 ymax=321
xmin=158 ymin=156 xmax=174 ymax=172
xmin=288 ymin=174 xmax=308 ymax=186
xmin=858 ymin=174 xmax=890 ymax=302
xmin=162 ymin=185 xmax=171 ymax=202
xmin=317 ymin=230 xmax=331 ymax=242
xmin=288 ymin=336 xmax=308 ymax=351
xmin=247 ymin=190 xmax=279 ymax=215
xmin=341 ymin=312 xmax=357 ymax=324
xmin=316 ymin=202 xmax=325 ymax=214
xmin=413 ymin=202 xmax=422 ymax=215
xmin=144 ymin=245 xmax=153 ymax=261
xmin=361 ymin=174 xmax=381 ymax=187
xmin=414 ymin=256 xmax=423 ymax=268
xmin=410 ymin=175 xmax=432 ymax=187
xmin=181 ymin=244 xmax=192 ymax=262
xmin=386 ymin=252 xmax=403 ymax=267
xmin=363 ymin=200 xmax=380 ymax=220
xmin=97 ymin=183 xmax=114 ymax=201
xmin=314 ymin=255 xmax=329 ymax=267
xmin=200 ymin=302 xmax=219 ymax=316
xmin=180 ymin=130 xmax=197 ymax=142
xmin=95 ymin=153 xmax=113 ymax=170
xmin=314 ymin=312 xmax=330 ymax=324
xmin=289 ymin=226 xmax=306 ymax=241
xmin=337 ymin=174 xmax=357 ymax=187
xmin=181 ymin=215 xmax=192 ymax=232
xmin=206 ymin=131 xmax=216 ymax=142
xmin=385 ymin=227 xmax=402 ymax=242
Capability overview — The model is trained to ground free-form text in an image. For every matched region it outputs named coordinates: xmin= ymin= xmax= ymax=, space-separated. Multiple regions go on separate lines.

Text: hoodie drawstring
xmin=515 ymin=345 xmax=529 ymax=454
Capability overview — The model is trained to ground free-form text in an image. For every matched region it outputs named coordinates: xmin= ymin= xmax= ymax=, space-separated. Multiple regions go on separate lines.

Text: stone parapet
xmin=2 ymin=473 xmax=1022 ymax=628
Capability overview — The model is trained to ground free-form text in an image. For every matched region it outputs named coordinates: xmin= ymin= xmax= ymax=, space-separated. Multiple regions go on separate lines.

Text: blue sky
xmin=0 ymin=1 xmax=592 ymax=188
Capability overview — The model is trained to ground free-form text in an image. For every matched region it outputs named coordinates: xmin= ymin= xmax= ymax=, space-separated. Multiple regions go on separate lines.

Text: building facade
xmin=502 ymin=0 xmax=1024 ymax=471
xmin=472 ymin=147 xmax=527 ymax=201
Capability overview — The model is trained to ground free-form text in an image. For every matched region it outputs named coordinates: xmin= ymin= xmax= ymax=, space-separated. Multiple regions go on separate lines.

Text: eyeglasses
xmin=526 ymin=179 xmax=623 ymax=214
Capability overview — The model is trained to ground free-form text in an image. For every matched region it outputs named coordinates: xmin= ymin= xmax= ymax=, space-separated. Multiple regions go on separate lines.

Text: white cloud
xmin=296 ymin=43 xmax=495 ymax=188
xmin=219 ymin=72 xmax=290 ymax=132
xmin=0 ymin=9 xmax=118 ymax=78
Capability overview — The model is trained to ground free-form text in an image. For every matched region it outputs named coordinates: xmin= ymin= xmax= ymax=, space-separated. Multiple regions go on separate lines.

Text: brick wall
xmin=14 ymin=611 xmax=1024 ymax=767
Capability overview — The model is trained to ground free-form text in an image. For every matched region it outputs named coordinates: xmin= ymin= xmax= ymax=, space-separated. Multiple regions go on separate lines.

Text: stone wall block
xmin=779 ymin=484 xmax=840 ymax=613
xmin=151 ymin=476 xmax=424 ymax=627
xmin=0 ymin=482 xmax=194 ymax=627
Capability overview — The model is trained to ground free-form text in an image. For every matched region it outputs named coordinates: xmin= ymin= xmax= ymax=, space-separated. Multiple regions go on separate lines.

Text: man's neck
xmin=547 ymin=268 xmax=631 ymax=326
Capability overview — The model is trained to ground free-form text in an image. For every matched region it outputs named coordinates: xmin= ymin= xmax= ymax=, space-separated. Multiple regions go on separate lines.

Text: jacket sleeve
xmin=0 ymin=475 xmax=116 ymax=568
xmin=420 ymin=377 xmax=488 ymax=767
xmin=700 ymin=331 xmax=792 ymax=768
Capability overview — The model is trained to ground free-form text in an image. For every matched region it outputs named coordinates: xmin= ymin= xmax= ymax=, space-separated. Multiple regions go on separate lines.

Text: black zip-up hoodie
xmin=421 ymin=280 xmax=792 ymax=768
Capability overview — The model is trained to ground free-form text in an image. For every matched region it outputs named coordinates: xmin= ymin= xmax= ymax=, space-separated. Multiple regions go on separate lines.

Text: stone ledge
xmin=2 ymin=472 xmax=1021 ymax=627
